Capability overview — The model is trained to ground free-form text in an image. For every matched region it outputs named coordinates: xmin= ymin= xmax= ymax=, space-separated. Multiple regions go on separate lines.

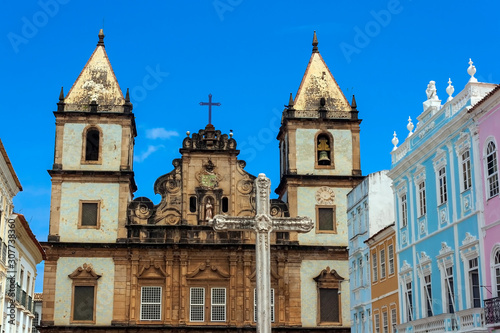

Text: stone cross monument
xmin=212 ymin=173 xmax=313 ymax=333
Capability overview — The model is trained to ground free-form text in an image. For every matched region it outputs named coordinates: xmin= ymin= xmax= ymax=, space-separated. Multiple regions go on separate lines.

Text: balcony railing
xmin=28 ymin=295 xmax=33 ymax=312
xmin=15 ymin=284 xmax=21 ymax=303
xmin=457 ymin=307 xmax=484 ymax=330
xmin=21 ymin=290 xmax=27 ymax=307
xmin=485 ymin=296 xmax=500 ymax=326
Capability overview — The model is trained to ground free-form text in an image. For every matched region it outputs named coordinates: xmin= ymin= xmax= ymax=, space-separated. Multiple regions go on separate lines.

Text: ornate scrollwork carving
xmin=128 ymin=197 xmax=154 ymax=224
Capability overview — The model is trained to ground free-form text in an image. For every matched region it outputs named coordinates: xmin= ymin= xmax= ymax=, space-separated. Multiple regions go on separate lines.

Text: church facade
xmin=39 ymin=30 xmax=362 ymax=332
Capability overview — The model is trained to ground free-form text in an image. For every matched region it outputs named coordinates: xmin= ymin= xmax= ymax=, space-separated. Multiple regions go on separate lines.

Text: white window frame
xmin=423 ymin=274 xmax=432 ymax=317
xmin=388 ymin=244 xmax=395 ymax=275
xmin=254 ymin=288 xmax=274 ymax=323
xmin=461 ymin=150 xmax=472 ymax=192
xmin=438 ymin=167 xmax=448 ymax=205
xmin=374 ymin=313 xmax=380 ymax=333
xmin=211 ymin=288 xmax=226 ymax=322
xmin=444 ymin=267 xmax=455 ymax=314
xmin=400 ymin=194 xmax=408 ymax=228
xmin=383 ymin=311 xmax=388 ymax=333
xmin=190 ymin=287 xmax=205 ymax=322
xmin=493 ymin=247 xmax=500 ymax=297
xmin=418 ymin=181 xmax=426 ymax=217
xmin=486 ymin=141 xmax=499 ymax=199
xmin=390 ymin=308 xmax=397 ymax=333
xmin=380 ymin=248 xmax=386 ymax=279
xmin=359 ymin=257 xmax=364 ymax=285
xmin=404 ymin=281 xmax=413 ymax=322
xmin=140 ymin=286 xmax=162 ymax=321
xmin=372 ymin=252 xmax=378 ymax=282
xmin=468 ymin=258 xmax=480 ymax=308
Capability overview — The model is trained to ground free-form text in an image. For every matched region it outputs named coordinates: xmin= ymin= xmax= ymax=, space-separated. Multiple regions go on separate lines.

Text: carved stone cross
xmin=212 ymin=173 xmax=313 ymax=333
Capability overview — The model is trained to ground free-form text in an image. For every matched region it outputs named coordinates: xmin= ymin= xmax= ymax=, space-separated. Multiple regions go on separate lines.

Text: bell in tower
xmin=317 ymin=135 xmax=331 ymax=165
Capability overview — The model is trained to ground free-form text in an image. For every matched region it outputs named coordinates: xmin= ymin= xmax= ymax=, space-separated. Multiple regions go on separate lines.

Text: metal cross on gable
xmin=199 ymin=93 xmax=221 ymax=125
xmin=211 ymin=173 xmax=313 ymax=333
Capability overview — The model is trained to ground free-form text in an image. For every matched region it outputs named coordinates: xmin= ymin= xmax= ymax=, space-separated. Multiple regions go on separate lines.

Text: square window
xmin=317 ymin=206 xmax=336 ymax=232
xmin=80 ymin=201 xmax=100 ymax=228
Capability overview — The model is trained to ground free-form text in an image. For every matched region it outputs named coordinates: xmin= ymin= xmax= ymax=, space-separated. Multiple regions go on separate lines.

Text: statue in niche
xmin=205 ymin=198 xmax=214 ymax=220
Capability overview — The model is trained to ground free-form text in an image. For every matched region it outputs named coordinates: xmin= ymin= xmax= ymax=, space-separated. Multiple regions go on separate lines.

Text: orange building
xmin=366 ymin=223 xmax=398 ymax=333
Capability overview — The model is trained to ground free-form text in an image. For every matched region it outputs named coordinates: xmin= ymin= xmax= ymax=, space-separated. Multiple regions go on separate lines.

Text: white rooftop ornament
xmin=446 ymin=78 xmax=455 ymax=102
xmin=407 ymin=117 xmax=414 ymax=137
xmin=425 ymin=81 xmax=439 ymax=100
xmin=468 ymin=58 xmax=478 ymax=82
xmin=392 ymin=131 xmax=399 ymax=151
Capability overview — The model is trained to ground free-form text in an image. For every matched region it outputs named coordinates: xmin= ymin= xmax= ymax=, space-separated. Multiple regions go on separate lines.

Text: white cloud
xmin=134 ymin=145 xmax=164 ymax=162
xmin=146 ymin=128 xmax=179 ymax=140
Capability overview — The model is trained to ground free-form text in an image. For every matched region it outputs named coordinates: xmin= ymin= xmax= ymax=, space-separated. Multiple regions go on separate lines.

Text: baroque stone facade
xmin=40 ymin=31 xmax=360 ymax=333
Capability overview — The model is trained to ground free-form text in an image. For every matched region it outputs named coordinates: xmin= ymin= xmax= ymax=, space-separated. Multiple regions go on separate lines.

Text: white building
xmin=0 ymin=139 xmax=45 ymax=333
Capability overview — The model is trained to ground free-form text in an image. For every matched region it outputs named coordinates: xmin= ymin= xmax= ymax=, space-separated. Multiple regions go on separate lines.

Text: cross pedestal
xmin=212 ymin=173 xmax=313 ymax=333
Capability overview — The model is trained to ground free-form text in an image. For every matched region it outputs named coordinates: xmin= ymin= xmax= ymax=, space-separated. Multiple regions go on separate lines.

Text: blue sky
xmin=2 ymin=1 xmax=500 ymax=291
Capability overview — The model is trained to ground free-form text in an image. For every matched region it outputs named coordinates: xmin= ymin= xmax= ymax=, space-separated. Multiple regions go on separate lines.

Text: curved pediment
xmin=68 ymin=263 xmax=101 ymax=280
xmin=186 ymin=261 xmax=230 ymax=280
xmin=249 ymin=268 xmax=281 ymax=281
xmin=137 ymin=260 xmax=168 ymax=279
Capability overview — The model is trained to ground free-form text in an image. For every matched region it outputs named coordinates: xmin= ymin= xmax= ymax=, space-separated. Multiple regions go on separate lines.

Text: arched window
xmin=494 ymin=249 xmax=500 ymax=297
xmin=85 ymin=128 xmax=100 ymax=161
xmin=486 ymin=141 xmax=499 ymax=198
xmin=317 ymin=134 xmax=332 ymax=166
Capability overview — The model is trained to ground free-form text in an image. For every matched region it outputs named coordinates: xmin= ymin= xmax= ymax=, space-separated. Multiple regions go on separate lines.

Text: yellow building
xmin=40 ymin=30 xmax=362 ymax=333
xmin=367 ymin=223 xmax=399 ymax=333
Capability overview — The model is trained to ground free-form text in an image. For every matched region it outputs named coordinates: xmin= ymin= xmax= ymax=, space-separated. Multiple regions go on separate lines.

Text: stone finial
xmin=229 ymin=129 xmax=233 ymax=138
xmin=186 ymin=131 xmax=190 ymax=137
xmin=97 ymin=29 xmax=105 ymax=46
xmin=407 ymin=117 xmax=414 ymax=137
xmin=468 ymin=58 xmax=477 ymax=82
xmin=125 ymin=88 xmax=130 ymax=103
xmin=392 ymin=131 xmax=399 ymax=151
xmin=59 ymin=86 xmax=65 ymax=101
xmin=351 ymin=95 xmax=357 ymax=110
xmin=312 ymin=31 xmax=319 ymax=53
xmin=446 ymin=78 xmax=454 ymax=102
xmin=425 ymin=81 xmax=438 ymax=100
xmin=286 ymin=92 xmax=295 ymax=110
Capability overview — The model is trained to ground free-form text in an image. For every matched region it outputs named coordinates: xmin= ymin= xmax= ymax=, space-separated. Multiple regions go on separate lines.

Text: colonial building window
xmin=211 ymin=288 xmax=226 ymax=322
xmin=390 ymin=308 xmax=397 ymax=333
xmin=372 ymin=252 xmax=378 ymax=282
xmin=221 ymin=197 xmax=229 ymax=213
xmin=316 ymin=133 xmax=332 ymax=167
xmin=383 ymin=311 xmax=388 ymax=333
xmin=418 ymin=181 xmax=426 ymax=216
xmin=388 ymin=244 xmax=395 ymax=275
xmin=400 ymin=194 xmax=408 ymax=228
xmin=189 ymin=287 xmax=227 ymax=323
xmin=189 ymin=196 xmax=197 ymax=213
xmin=374 ymin=313 xmax=380 ymax=333
xmin=79 ymin=201 xmax=100 ymax=228
xmin=486 ymin=141 xmax=499 ymax=198
xmin=254 ymin=288 xmax=274 ymax=323
xmin=84 ymin=127 xmax=100 ymax=162
xmin=461 ymin=150 xmax=472 ymax=191
xmin=380 ymin=248 xmax=386 ymax=279
xmin=190 ymin=287 xmax=205 ymax=322
xmin=424 ymin=275 xmax=432 ymax=317
xmin=316 ymin=206 xmax=336 ymax=233
xmin=494 ymin=249 xmax=500 ymax=297
xmin=68 ymin=264 xmax=101 ymax=324
xmin=140 ymin=286 xmax=162 ymax=320
xmin=445 ymin=267 xmax=455 ymax=313
xmin=438 ymin=167 xmax=448 ymax=205
xmin=468 ymin=258 xmax=480 ymax=308
xmin=404 ymin=282 xmax=413 ymax=322
xmin=314 ymin=267 xmax=344 ymax=325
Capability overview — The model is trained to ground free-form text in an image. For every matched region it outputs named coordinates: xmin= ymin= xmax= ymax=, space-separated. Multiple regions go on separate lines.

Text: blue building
xmin=347 ymin=171 xmax=394 ymax=333
xmin=389 ymin=62 xmax=495 ymax=332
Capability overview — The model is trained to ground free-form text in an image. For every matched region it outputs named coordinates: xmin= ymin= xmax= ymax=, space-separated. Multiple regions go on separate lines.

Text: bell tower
xmin=276 ymin=31 xmax=363 ymax=246
xmin=47 ymin=29 xmax=136 ymax=243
